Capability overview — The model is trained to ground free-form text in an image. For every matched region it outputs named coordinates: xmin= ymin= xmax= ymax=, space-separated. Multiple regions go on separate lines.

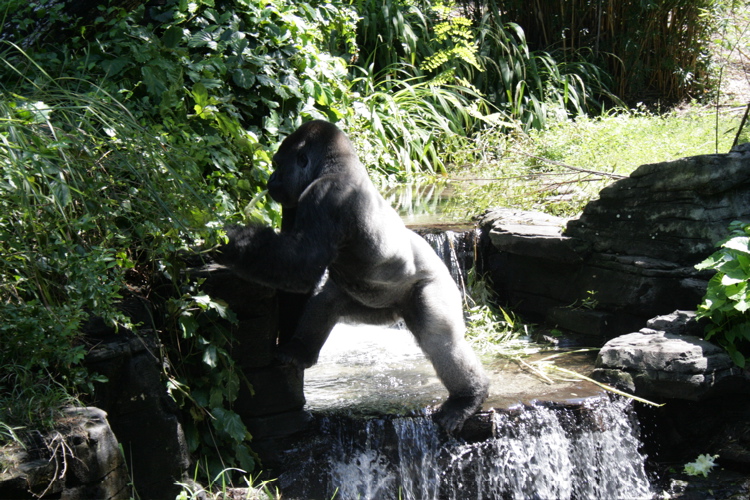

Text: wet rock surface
xmin=592 ymin=311 xmax=750 ymax=498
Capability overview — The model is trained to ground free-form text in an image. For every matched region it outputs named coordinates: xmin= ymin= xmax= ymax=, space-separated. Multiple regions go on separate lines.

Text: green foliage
xmin=696 ymin=221 xmax=750 ymax=367
xmin=471 ymin=19 xmax=617 ymax=129
xmin=351 ymin=0 xmax=615 ymax=137
xmin=165 ymin=292 xmax=256 ymax=478
xmin=0 ymin=67 xmax=214 ymax=429
xmin=441 ymin=104 xmax=744 ymax=221
xmin=419 ymin=1 xmax=480 ymax=74
xmin=348 ymin=65 xmax=499 ymax=175
xmin=464 ymin=267 xmax=532 ymax=354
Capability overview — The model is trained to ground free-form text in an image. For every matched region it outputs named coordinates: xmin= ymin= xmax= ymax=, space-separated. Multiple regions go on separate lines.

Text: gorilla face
xmin=268 ymin=143 xmax=312 ymax=207
xmin=268 ymin=121 xmax=360 ymax=207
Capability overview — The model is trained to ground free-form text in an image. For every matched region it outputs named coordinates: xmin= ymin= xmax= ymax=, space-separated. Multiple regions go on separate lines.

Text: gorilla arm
xmin=217 ymin=213 xmax=339 ymax=294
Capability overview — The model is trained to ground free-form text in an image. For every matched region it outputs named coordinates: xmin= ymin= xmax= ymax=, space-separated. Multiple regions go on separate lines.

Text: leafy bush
xmin=696 ymin=221 xmax=750 ymax=367
xmin=0 ymin=0 xmax=360 ymax=479
xmin=0 ymin=64 xmax=211 ymax=416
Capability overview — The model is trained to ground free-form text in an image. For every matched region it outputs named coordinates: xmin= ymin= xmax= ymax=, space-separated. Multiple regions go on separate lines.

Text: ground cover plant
xmin=1 ymin=0 xmax=748 ymax=491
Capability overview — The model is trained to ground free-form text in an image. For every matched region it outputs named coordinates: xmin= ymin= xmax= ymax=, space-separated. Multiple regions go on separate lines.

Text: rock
xmin=0 ymin=407 xmax=129 ymax=500
xmin=479 ymin=145 xmax=750 ymax=337
xmin=84 ymin=330 xmax=191 ymax=500
xmin=591 ymin=311 xmax=750 ymax=401
xmin=567 ymin=143 xmax=750 ymax=265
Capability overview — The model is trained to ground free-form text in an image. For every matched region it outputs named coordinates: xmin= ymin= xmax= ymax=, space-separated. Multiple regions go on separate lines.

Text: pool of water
xmin=304 ymin=323 xmax=603 ymax=416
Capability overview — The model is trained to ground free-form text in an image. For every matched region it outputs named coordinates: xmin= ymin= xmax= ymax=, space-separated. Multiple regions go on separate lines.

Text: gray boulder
xmin=592 ymin=311 xmax=750 ymax=401
xmin=479 ymin=144 xmax=750 ymax=337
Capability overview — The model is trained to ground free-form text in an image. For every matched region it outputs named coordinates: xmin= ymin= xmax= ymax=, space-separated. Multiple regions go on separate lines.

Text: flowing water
xmin=281 ymin=398 xmax=652 ymax=499
xmin=280 ymin=226 xmax=653 ymax=499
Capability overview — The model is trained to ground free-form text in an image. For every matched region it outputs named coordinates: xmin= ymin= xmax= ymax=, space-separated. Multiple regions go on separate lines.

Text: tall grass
xmin=349 ymin=0 xmax=616 ymax=150
xmin=471 ymin=19 xmax=616 ymax=128
xmin=348 ymin=64 xmax=499 ymax=175
xmin=482 ymin=0 xmax=721 ymax=102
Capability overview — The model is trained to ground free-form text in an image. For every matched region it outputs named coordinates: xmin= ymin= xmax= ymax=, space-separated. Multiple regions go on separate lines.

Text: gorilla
xmin=218 ymin=120 xmax=489 ymax=433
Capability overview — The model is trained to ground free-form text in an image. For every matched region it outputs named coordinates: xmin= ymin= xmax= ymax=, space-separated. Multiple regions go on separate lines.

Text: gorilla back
xmin=219 ymin=120 xmax=489 ymax=433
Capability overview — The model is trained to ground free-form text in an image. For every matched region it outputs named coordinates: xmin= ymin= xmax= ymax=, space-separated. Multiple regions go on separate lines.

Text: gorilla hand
xmin=214 ymin=224 xmax=260 ymax=267
xmin=274 ymin=339 xmax=319 ymax=368
xmin=433 ymin=391 xmax=488 ymax=434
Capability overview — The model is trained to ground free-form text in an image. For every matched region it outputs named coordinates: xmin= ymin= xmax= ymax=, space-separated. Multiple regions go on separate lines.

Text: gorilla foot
xmin=275 ymin=340 xmax=319 ymax=369
xmin=433 ymin=394 xmax=485 ymax=434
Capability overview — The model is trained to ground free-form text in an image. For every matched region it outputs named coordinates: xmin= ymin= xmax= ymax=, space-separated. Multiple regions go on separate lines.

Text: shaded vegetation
xmin=476 ymin=0 xmax=724 ymax=103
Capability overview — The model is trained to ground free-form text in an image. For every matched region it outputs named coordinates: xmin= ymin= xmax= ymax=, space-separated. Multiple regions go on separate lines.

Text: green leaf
xmin=212 ymin=407 xmax=247 ymax=443
xmin=50 ymin=181 xmax=71 ymax=208
xmin=209 ymin=386 xmax=224 ymax=408
xmin=235 ymin=442 xmax=256 ymax=472
xmin=179 ymin=315 xmax=199 ymax=338
xmin=729 ymin=348 xmax=746 ymax=368
xmin=723 ymin=236 xmax=750 ymax=255
xmin=191 ymin=82 xmax=209 ymax=107
xmin=162 ymin=25 xmax=184 ymax=48
xmin=232 ymin=68 xmax=255 ymax=89
xmin=202 ymin=345 xmax=218 ymax=368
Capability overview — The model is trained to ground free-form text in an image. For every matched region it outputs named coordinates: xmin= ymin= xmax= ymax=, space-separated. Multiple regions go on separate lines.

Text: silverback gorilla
xmin=218 ymin=120 xmax=489 ymax=432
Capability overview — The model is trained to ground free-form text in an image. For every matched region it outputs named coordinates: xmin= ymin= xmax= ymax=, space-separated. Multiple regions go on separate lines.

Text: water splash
xmin=280 ymin=397 xmax=652 ymax=500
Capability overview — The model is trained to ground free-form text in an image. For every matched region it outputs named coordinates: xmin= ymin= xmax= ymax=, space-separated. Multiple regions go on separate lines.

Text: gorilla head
xmin=268 ymin=120 xmax=360 ymax=207
xmin=219 ymin=120 xmax=490 ymax=433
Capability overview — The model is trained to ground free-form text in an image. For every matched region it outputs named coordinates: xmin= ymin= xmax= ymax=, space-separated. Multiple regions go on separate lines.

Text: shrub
xmin=696 ymin=221 xmax=750 ymax=367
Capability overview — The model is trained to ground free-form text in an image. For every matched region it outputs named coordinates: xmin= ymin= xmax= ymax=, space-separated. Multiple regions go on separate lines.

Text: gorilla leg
xmin=275 ymin=283 xmax=341 ymax=368
xmin=277 ymin=206 xmax=311 ymax=345
xmin=403 ymin=278 xmax=490 ymax=433
xmin=276 ymin=280 xmax=402 ymax=368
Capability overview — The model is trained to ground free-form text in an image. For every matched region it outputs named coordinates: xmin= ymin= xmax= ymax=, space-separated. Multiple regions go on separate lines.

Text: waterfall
xmin=419 ymin=229 xmax=478 ymax=293
xmin=279 ymin=397 xmax=652 ymax=499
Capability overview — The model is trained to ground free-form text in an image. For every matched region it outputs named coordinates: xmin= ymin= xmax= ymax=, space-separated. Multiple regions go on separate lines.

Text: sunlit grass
xmin=438 ymin=104 xmax=749 ymax=220
xmin=530 ymin=105 xmax=744 ymax=175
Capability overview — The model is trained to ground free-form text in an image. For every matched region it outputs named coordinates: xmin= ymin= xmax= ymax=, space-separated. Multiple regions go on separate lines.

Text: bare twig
xmin=513 ymin=150 xmax=627 ymax=180
xmin=731 ymin=101 xmax=750 ymax=151
xmin=36 ymin=432 xmax=75 ymax=499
